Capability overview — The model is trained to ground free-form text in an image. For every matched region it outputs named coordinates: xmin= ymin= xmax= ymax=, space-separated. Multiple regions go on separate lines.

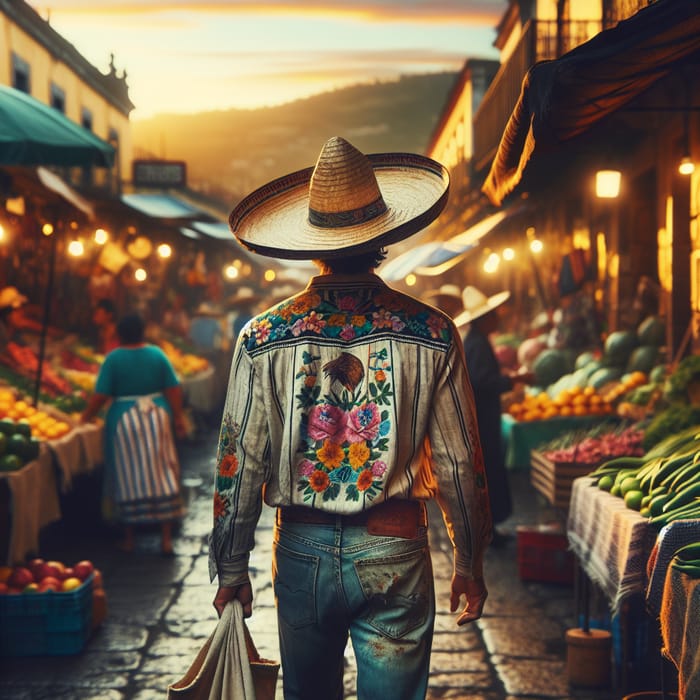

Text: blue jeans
xmin=272 ymin=516 xmax=435 ymax=700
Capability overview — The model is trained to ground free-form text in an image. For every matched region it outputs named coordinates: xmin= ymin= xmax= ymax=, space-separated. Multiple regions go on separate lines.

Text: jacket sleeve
xmin=427 ymin=330 xmax=493 ymax=579
xmin=208 ymin=339 xmax=269 ymax=586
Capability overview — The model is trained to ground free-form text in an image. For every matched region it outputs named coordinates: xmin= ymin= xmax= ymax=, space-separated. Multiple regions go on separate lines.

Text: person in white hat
xmin=208 ymin=136 xmax=492 ymax=699
xmin=456 ymin=286 xmax=534 ymax=543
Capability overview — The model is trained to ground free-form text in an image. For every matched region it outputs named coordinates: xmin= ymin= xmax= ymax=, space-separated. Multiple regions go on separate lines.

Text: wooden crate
xmin=530 ymin=450 xmax=597 ymax=510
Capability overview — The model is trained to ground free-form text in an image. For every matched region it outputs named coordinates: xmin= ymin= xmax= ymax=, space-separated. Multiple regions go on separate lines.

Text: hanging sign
xmin=132 ymin=160 xmax=187 ymax=188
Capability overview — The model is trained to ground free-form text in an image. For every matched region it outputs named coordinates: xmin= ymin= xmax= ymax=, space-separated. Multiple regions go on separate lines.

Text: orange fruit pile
xmin=507 ymin=385 xmax=614 ymax=422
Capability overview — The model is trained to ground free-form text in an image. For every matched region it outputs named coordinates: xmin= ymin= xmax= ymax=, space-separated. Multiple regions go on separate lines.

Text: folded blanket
xmin=647 ymin=520 xmax=700 ymax=617
xmin=661 ymin=565 xmax=700 ymax=699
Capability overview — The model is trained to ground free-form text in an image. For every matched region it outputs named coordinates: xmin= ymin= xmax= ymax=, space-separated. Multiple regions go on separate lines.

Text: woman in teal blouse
xmin=81 ymin=313 xmax=187 ymax=555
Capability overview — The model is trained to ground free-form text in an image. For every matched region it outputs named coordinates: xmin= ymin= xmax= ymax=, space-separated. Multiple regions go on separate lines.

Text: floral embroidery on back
xmin=295 ymin=348 xmax=393 ymax=505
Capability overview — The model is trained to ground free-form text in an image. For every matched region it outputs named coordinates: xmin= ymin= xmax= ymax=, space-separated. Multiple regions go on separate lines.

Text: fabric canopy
xmin=483 ymin=0 xmax=700 ymax=206
xmin=0 ymin=84 xmax=115 ymax=168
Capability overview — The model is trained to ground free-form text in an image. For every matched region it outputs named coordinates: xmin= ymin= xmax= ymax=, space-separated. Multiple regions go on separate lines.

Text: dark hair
xmin=117 ymin=313 xmax=145 ymax=345
xmin=96 ymin=298 xmax=116 ymax=316
xmin=315 ymin=248 xmax=387 ymax=274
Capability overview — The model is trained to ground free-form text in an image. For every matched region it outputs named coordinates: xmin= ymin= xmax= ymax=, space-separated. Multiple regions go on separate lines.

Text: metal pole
xmin=33 ymin=222 xmax=57 ymax=407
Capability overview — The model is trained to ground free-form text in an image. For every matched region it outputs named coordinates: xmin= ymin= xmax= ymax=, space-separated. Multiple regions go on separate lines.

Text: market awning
xmin=482 ymin=0 xmax=700 ymax=206
xmin=415 ymin=211 xmax=509 ymax=276
xmin=121 ymin=193 xmax=212 ymax=221
xmin=0 ymin=84 xmax=115 ymax=168
xmin=379 ymin=241 xmax=445 ymax=282
xmin=2 ymin=166 xmax=95 ymax=219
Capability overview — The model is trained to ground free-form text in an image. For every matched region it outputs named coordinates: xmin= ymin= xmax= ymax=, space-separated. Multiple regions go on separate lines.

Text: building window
xmin=81 ymin=107 xmax=93 ymax=131
xmin=12 ymin=53 xmax=30 ymax=93
xmin=50 ymin=83 xmax=65 ymax=113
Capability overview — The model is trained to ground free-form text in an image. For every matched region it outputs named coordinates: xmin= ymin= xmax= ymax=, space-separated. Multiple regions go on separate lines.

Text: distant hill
xmin=131 ymin=72 xmax=458 ymax=208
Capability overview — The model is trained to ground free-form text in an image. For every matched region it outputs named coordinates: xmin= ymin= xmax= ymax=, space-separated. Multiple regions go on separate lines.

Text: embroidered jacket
xmin=209 ymin=273 xmax=492 ymax=586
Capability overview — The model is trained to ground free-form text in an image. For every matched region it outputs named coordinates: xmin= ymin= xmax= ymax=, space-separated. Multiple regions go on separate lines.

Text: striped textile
xmin=113 ymin=396 xmax=183 ymax=524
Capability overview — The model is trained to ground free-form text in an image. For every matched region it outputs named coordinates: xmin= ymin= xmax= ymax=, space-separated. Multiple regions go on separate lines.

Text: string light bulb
xmin=68 ymin=239 xmax=84 ymax=256
xmin=679 ymin=156 xmax=695 ymax=176
xmin=94 ymin=228 xmax=109 ymax=245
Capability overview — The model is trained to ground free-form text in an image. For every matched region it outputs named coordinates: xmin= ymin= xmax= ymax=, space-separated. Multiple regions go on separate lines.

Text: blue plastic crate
xmin=0 ymin=574 xmax=93 ymax=656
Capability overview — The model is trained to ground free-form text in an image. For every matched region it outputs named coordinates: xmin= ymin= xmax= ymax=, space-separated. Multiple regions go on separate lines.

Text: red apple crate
xmin=0 ymin=574 xmax=93 ymax=656
xmin=516 ymin=524 xmax=575 ymax=585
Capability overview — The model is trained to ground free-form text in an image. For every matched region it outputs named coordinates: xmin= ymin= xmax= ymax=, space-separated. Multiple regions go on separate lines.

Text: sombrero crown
xmin=229 ymin=136 xmax=450 ymax=260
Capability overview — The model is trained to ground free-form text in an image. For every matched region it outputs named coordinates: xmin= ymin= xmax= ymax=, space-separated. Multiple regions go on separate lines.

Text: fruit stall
xmin=558 ymin=352 xmax=700 ymax=697
xmin=0 ymin=332 xmax=212 ymax=568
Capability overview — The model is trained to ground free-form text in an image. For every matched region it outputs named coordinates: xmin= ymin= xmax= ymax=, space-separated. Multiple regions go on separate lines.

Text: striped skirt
xmin=112 ymin=395 xmax=183 ymax=524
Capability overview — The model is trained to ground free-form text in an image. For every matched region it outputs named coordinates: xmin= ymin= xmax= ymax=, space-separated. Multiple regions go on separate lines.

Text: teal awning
xmin=0 ymin=84 xmax=115 ymax=168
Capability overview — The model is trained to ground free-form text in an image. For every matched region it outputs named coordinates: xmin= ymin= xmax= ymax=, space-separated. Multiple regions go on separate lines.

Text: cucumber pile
xmin=590 ymin=425 xmax=700 ymax=529
xmin=671 ymin=542 xmax=700 ymax=578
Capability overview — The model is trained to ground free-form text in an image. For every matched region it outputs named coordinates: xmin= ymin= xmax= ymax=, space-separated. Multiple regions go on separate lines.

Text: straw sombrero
xmin=454 ymin=286 xmax=511 ymax=327
xmin=229 ymin=136 xmax=450 ymax=260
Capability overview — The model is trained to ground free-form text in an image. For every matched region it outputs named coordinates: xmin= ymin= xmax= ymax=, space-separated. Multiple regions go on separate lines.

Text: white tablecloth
xmin=567 ymin=476 xmax=655 ymax=614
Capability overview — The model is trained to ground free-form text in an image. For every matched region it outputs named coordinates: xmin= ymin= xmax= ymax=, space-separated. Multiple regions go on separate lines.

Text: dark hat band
xmin=308 ymin=195 xmax=387 ymax=229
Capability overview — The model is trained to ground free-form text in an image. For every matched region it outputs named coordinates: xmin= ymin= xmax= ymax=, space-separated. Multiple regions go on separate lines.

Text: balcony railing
xmin=472 ymin=7 xmax=649 ymax=173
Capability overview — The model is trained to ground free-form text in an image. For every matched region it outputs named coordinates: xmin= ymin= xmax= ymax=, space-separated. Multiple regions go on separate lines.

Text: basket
xmin=0 ymin=575 xmax=93 ymax=656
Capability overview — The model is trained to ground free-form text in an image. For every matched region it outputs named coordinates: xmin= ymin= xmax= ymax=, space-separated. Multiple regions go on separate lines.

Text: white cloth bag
xmin=167 ymin=600 xmax=255 ymax=700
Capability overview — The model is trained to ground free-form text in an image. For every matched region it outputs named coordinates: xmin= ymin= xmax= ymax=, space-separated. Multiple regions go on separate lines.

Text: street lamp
xmin=595 ymin=170 xmax=621 ymax=198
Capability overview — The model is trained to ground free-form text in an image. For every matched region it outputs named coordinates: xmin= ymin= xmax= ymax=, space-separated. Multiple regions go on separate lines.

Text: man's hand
xmin=450 ymin=574 xmax=487 ymax=626
xmin=213 ymin=580 xmax=253 ymax=618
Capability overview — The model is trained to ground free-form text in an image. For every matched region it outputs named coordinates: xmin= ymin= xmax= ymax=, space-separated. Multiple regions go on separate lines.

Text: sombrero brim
xmin=229 ymin=153 xmax=449 ymax=260
xmin=454 ymin=291 xmax=511 ymax=327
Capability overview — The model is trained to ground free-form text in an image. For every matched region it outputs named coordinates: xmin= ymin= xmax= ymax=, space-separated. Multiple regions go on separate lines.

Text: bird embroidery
xmin=323 ymin=352 xmax=364 ymax=392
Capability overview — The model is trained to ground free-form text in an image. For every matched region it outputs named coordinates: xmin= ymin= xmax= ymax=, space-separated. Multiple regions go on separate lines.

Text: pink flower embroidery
xmin=291 ymin=311 xmax=326 ymax=336
xmin=426 ymin=314 xmax=448 ymax=338
xmin=251 ymin=318 xmax=272 ymax=344
xmin=344 ymin=402 xmax=380 ymax=443
xmin=307 ymin=404 xmax=346 ymax=442
xmin=371 ymin=460 xmax=387 ymax=477
xmin=298 ymin=459 xmax=315 ymax=476
xmin=340 ymin=325 xmax=356 ymax=340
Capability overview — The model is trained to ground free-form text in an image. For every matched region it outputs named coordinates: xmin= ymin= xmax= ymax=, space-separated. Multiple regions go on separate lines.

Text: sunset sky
xmin=27 ymin=1 xmax=503 ymax=120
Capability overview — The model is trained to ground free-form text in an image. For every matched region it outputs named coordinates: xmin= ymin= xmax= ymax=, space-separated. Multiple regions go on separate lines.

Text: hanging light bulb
xmin=679 ymin=156 xmax=695 ymax=176
xmin=502 ymin=247 xmax=515 ymax=261
xmin=134 ymin=268 xmax=147 ymax=282
xmin=94 ymin=228 xmax=109 ymax=245
xmin=264 ymin=269 xmax=276 ymax=282
xmin=42 ymin=223 xmax=54 ymax=236
xmin=68 ymin=239 xmax=84 ymax=256
xmin=224 ymin=264 xmax=239 ymax=280
xmin=157 ymin=243 xmax=172 ymax=258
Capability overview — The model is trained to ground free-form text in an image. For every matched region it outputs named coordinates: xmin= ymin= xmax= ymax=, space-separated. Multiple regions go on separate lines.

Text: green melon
xmin=589 ymin=367 xmax=623 ymax=389
xmin=6 ymin=433 xmax=30 ymax=461
xmin=581 ymin=359 xmax=603 ymax=380
xmin=603 ymin=331 xmax=639 ymax=367
xmin=533 ymin=349 xmax=572 ymax=388
xmin=637 ymin=316 xmax=665 ymax=347
xmin=575 ymin=351 xmax=596 ymax=370
xmin=626 ymin=345 xmax=659 ymax=374
xmin=0 ymin=453 xmax=23 ymax=472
